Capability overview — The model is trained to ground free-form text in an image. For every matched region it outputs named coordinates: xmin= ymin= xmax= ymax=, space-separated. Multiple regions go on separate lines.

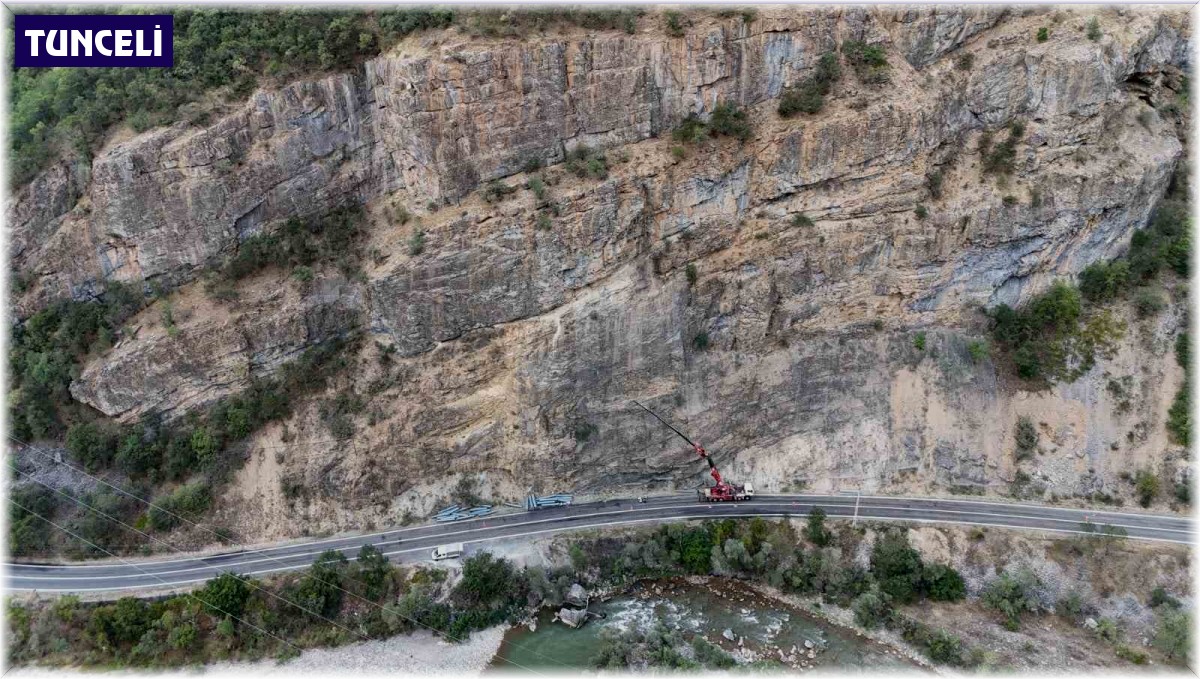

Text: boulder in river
xmin=557 ymin=608 xmax=589 ymax=628
xmin=566 ymin=583 xmax=588 ymax=607
xmin=723 ymin=629 xmax=735 ymax=641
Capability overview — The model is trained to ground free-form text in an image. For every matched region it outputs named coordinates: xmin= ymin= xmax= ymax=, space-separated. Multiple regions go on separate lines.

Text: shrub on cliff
xmin=842 ymin=40 xmax=890 ymax=84
xmin=565 ymin=145 xmax=609 ymax=179
xmin=989 ymin=281 xmax=1123 ymax=382
xmin=10 ymin=282 xmax=145 ymax=440
xmin=1078 ymin=261 xmax=1130 ymax=302
xmin=672 ymin=104 xmax=753 ymax=143
xmin=779 ymin=52 xmax=841 ymax=117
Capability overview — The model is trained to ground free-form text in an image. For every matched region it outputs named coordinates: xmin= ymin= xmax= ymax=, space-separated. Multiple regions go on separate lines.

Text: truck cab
xmin=431 ymin=543 xmax=465 ymax=560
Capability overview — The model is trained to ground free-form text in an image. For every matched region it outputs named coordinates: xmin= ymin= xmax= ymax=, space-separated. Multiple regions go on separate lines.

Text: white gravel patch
xmin=206 ymin=626 xmax=509 ymax=676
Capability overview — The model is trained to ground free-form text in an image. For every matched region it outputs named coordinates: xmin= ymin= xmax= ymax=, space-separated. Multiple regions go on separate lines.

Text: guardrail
xmin=434 ymin=504 xmax=495 ymax=522
xmin=525 ymin=493 xmax=573 ymax=510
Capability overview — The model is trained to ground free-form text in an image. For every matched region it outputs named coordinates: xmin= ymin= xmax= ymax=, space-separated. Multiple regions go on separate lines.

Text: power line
xmin=10 ymin=463 xmax=394 ymax=661
xmin=7 ymin=497 xmax=304 ymax=657
xmin=10 ymin=436 xmax=572 ymax=672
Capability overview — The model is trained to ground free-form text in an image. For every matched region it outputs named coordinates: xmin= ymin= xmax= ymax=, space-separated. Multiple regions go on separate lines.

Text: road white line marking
xmin=9 ymin=500 xmax=1189 ymax=579
xmin=12 ymin=510 xmax=1190 ymax=592
xmin=13 ymin=493 xmax=1186 ymax=570
xmin=9 ymin=504 xmax=1191 ymax=591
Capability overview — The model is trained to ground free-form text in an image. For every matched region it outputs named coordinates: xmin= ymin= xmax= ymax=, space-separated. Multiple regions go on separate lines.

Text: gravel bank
xmin=8 ymin=626 xmax=508 ymax=677
xmin=207 ymin=625 xmax=507 ymax=676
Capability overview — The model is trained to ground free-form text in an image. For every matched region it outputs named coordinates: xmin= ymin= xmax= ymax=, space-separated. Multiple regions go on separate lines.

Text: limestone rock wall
xmin=6 ymin=7 xmax=1190 ymax=539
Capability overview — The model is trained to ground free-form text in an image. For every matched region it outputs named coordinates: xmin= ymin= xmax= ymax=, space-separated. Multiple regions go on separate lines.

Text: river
xmin=489 ymin=578 xmax=921 ymax=672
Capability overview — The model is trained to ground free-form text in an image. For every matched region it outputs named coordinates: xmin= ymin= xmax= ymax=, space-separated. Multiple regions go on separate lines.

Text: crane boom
xmin=631 ymin=400 xmax=723 ymax=484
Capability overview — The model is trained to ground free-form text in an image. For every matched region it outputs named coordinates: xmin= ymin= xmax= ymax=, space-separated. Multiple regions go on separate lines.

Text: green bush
xmin=981 ymin=121 xmax=1024 ymax=175
xmin=990 ymin=281 xmax=1122 ymax=382
xmin=805 ymin=507 xmax=832 ymax=547
xmin=913 ymin=332 xmax=926 ymax=351
xmin=408 ymin=229 xmax=426 ymax=256
xmin=148 ymin=482 xmax=213 ymax=531
xmin=967 ymin=339 xmax=989 ymax=363
xmin=778 ymin=52 xmax=841 ymax=117
xmin=1037 ymin=27 xmax=1049 ymax=42
xmin=672 ymin=103 xmax=752 ymax=143
xmin=852 ymin=589 xmax=892 ymax=628
xmin=926 ymin=629 xmax=965 ymax=664
xmin=354 ymin=544 xmax=394 ymax=601
xmin=871 ymin=531 xmax=924 ymax=604
xmin=691 ymin=635 xmax=737 ymax=668
xmin=564 ymin=145 xmax=608 ymax=179
xmin=9 ymin=485 xmax=61 ymax=556
xmin=981 ymin=569 xmax=1040 ymax=629
xmin=1078 ymin=261 xmax=1130 ymax=303
xmin=482 ymin=180 xmax=517 ymax=203
xmin=1133 ymin=469 xmax=1160 ymax=507
xmin=1014 ymin=416 xmax=1039 ymax=461
xmin=453 ymin=552 xmax=526 ymax=619
xmin=1150 ymin=586 xmax=1183 ymax=610
xmin=1087 ymin=17 xmax=1102 ymax=41
xmin=527 ymin=176 xmax=546 ymax=200
xmin=842 ymin=40 xmax=890 ymax=84
xmin=1129 ymin=199 xmax=1189 ymax=280
xmin=72 ymin=490 xmax=142 ymax=555
xmin=923 ymin=564 xmax=966 ymax=601
xmin=791 ymin=214 xmax=814 ymax=228
xmin=197 ymin=572 xmax=252 ymax=619
xmin=88 ymin=597 xmax=153 ymax=649
xmin=456 ymin=8 xmax=638 ymax=38
xmin=1153 ymin=609 xmax=1190 ymax=663
xmin=292 ymin=549 xmax=348 ymax=619
xmin=1133 ymin=287 xmax=1167 ymax=317
xmin=66 ymin=422 xmax=119 ymax=471
xmin=10 ymin=282 xmax=146 ymax=440
xmin=221 ymin=205 xmax=366 ymax=282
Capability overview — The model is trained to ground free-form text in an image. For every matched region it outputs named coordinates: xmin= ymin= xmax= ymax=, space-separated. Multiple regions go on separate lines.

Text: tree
xmin=355 ymin=544 xmax=392 ymax=601
xmin=66 ymin=422 xmax=118 ymax=470
xmin=1153 ymin=610 xmax=1190 ymax=662
xmin=293 ymin=549 xmax=348 ymax=619
xmin=454 ymin=552 xmax=523 ymax=612
xmin=198 ymin=572 xmax=252 ymax=619
xmin=805 ymin=507 xmax=832 ymax=547
xmin=871 ymin=531 xmax=924 ymax=604
xmin=923 ymin=563 xmax=966 ymax=601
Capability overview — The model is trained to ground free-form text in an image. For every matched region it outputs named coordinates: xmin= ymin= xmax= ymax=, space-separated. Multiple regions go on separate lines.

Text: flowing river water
xmin=489 ymin=578 xmax=922 ymax=672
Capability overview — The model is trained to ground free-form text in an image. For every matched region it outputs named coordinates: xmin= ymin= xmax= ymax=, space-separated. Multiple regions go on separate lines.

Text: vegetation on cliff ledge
xmin=11 ymin=8 xmax=455 ymax=186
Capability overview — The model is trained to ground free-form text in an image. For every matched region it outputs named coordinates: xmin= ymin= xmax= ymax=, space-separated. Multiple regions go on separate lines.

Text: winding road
xmin=6 ymin=493 xmax=1192 ymax=595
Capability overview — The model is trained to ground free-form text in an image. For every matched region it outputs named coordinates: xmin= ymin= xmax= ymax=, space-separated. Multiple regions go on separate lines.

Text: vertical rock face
xmin=7 ymin=8 xmax=1190 ymax=538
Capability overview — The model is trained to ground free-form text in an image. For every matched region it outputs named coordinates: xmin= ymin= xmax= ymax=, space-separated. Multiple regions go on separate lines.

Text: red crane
xmin=633 ymin=400 xmax=754 ymax=502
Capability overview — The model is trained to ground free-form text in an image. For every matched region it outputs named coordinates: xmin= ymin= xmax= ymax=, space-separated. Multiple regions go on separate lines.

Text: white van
xmin=431 ymin=543 xmax=465 ymax=561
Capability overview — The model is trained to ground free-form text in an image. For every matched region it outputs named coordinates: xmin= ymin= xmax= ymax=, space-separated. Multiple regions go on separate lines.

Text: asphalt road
xmin=6 ymin=493 xmax=1192 ymax=594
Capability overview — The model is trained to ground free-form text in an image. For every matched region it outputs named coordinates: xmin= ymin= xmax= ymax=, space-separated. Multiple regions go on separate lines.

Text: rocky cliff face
xmin=9 ymin=7 xmax=1191 ymax=540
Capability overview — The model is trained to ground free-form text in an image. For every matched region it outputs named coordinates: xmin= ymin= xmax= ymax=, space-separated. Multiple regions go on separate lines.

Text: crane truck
xmin=633 ymin=401 xmax=754 ymax=502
